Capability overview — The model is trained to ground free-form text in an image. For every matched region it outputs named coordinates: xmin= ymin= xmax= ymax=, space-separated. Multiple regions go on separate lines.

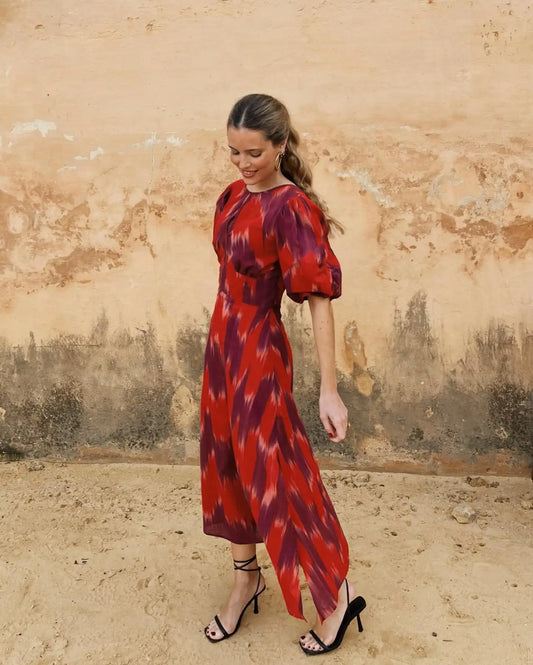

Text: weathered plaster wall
xmin=1 ymin=1 xmax=532 ymax=471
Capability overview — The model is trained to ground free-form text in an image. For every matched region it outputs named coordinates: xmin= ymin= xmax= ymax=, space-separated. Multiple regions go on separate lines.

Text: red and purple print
xmin=200 ymin=180 xmax=349 ymax=621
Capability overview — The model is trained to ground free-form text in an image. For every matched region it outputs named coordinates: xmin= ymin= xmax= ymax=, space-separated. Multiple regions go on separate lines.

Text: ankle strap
xmin=233 ymin=555 xmax=261 ymax=572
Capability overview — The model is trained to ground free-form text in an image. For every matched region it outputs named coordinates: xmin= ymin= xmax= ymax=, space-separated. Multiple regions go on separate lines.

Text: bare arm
xmin=307 ymin=295 xmax=348 ymax=442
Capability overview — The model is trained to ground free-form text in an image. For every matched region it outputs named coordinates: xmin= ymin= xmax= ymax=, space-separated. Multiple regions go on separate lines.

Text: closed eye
xmin=228 ymin=148 xmax=262 ymax=158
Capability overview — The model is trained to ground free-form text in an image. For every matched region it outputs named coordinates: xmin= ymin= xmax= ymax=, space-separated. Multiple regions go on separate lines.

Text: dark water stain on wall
xmin=0 ymin=300 xmax=531 ymax=468
xmin=385 ymin=291 xmax=443 ymax=401
xmin=488 ymin=382 xmax=532 ymax=447
xmin=0 ymin=314 xmax=175 ymax=457
xmin=373 ymin=293 xmax=532 ymax=461
xmin=283 ymin=292 xmax=531 ymax=469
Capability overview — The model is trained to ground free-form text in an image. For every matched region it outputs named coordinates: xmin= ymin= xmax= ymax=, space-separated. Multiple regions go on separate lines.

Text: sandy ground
xmin=0 ymin=462 xmax=532 ymax=665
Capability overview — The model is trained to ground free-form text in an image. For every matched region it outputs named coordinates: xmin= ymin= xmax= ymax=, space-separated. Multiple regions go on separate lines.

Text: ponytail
xmin=281 ymin=126 xmax=344 ymax=235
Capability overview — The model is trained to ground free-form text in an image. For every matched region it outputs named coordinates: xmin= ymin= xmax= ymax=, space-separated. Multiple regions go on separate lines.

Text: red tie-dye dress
xmin=200 ymin=179 xmax=349 ymax=621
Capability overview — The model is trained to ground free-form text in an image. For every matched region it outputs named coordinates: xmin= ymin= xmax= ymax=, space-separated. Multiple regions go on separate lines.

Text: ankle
xmin=233 ymin=555 xmax=259 ymax=570
xmin=233 ymin=569 xmax=261 ymax=587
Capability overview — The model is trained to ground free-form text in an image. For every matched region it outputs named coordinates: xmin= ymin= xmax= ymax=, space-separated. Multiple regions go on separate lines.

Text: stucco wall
xmin=1 ymin=1 xmax=532 ymax=472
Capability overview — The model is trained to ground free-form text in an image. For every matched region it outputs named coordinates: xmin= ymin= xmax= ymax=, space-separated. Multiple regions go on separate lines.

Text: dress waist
xmin=217 ymin=263 xmax=282 ymax=311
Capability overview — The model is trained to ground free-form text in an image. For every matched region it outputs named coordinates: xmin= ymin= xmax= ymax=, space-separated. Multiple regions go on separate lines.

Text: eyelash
xmin=231 ymin=151 xmax=262 ymax=158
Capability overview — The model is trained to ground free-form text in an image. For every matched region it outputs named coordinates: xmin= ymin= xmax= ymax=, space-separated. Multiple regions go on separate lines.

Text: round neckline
xmin=245 ymin=181 xmax=296 ymax=194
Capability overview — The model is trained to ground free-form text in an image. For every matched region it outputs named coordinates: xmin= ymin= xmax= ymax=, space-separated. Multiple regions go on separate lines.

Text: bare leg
xmin=204 ymin=542 xmax=266 ymax=641
xmin=299 ymin=578 xmax=356 ymax=653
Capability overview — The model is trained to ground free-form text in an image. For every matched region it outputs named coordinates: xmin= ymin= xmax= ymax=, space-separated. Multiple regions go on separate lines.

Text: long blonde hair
xmin=227 ymin=93 xmax=344 ymax=234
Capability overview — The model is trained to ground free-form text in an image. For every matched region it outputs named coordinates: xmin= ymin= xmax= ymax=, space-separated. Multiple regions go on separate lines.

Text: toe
xmin=205 ymin=620 xmax=222 ymax=641
xmin=300 ymin=632 xmax=323 ymax=653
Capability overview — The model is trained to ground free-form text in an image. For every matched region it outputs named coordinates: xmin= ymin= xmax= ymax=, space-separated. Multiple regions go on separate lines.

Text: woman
xmin=200 ymin=93 xmax=366 ymax=655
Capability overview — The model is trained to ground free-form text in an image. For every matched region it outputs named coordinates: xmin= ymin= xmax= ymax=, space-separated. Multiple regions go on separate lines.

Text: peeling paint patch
xmin=72 ymin=146 xmax=105 ymax=162
xmin=455 ymin=193 xmax=507 ymax=213
xmin=344 ymin=321 xmax=374 ymax=396
xmin=10 ymin=120 xmax=57 ymax=139
xmin=7 ymin=208 xmax=29 ymax=234
xmin=502 ymin=217 xmax=533 ymax=250
xmin=89 ymin=147 xmax=104 ymax=160
xmin=336 ymin=169 xmax=394 ymax=208
xmin=132 ymin=133 xmax=158 ymax=149
xmin=131 ymin=133 xmax=186 ymax=149
xmin=166 ymin=135 xmax=186 ymax=147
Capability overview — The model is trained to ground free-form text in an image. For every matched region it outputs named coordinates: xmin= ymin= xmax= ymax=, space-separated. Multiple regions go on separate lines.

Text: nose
xmin=238 ymin=154 xmax=251 ymax=169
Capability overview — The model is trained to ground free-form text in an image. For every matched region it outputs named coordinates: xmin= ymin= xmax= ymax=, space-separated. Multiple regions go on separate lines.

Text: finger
xmin=320 ymin=414 xmax=336 ymax=438
xmin=331 ymin=415 xmax=347 ymax=438
xmin=327 ymin=423 xmax=343 ymax=442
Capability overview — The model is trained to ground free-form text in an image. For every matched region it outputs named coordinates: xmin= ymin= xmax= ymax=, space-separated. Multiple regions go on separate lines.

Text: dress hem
xmin=203 ymin=526 xmax=264 ymax=546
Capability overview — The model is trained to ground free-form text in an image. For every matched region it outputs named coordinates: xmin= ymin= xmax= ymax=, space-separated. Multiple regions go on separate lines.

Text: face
xmin=227 ymin=126 xmax=285 ymax=192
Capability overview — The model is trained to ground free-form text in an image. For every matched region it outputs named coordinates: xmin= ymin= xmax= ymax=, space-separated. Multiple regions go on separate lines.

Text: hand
xmin=319 ymin=390 xmax=349 ymax=443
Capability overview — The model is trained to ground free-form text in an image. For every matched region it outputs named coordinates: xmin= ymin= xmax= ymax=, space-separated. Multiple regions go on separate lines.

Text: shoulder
xmin=277 ymin=187 xmax=326 ymax=233
xmin=215 ymin=179 xmax=246 ymax=212
xmin=279 ymin=186 xmax=323 ymax=218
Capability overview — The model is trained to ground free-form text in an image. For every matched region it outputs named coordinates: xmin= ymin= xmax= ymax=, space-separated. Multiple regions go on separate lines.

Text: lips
xmin=241 ymin=170 xmax=256 ymax=178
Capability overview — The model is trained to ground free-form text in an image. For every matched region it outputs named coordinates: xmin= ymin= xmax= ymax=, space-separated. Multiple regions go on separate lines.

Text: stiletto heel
xmin=204 ymin=555 xmax=266 ymax=643
xmin=356 ymin=613 xmax=363 ymax=632
xmin=299 ymin=580 xmax=366 ymax=656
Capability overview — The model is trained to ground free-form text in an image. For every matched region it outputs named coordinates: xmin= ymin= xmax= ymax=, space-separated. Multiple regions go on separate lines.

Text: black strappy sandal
xmin=204 ymin=555 xmax=266 ymax=643
xmin=299 ymin=580 xmax=366 ymax=655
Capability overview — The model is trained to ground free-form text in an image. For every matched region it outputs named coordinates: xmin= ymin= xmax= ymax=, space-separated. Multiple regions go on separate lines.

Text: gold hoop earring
xmin=274 ymin=152 xmax=284 ymax=171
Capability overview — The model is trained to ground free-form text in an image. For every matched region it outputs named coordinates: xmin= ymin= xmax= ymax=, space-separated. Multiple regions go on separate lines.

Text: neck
xmin=246 ymin=175 xmax=292 ymax=193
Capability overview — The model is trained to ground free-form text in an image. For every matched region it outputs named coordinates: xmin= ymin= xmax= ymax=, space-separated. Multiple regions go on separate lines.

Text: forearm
xmin=307 ymin=295 xmax=337 ymax=393
xmin=308 ymin=295 xmax=348 ymax=441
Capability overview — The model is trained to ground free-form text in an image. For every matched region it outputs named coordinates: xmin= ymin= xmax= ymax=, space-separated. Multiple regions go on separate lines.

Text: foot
xmin=299 ymin=580 xmax=355 ymax=654
xmin=204 ymin=570 xmax=266 ymax=641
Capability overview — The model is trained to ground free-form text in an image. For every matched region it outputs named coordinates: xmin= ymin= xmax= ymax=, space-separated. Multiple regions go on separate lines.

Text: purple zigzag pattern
xmin=200 ymin=180 xmax=348 ymax=621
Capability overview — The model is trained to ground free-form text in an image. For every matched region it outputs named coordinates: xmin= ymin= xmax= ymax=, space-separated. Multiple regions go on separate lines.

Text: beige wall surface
xmin=1 ymin=1 xmax=532 ymax=471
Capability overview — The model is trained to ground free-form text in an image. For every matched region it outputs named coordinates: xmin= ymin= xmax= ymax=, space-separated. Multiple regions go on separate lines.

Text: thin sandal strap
xmin=233 ymin=555 xmax=261 ymax=572
xmin=213 ymin=614 xmax=229 ymax=638
xmin=309 ymin=630 xmax=328 ymax=652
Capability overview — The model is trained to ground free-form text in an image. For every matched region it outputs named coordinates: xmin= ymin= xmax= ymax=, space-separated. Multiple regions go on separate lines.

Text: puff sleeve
xmin=275 ymin=193 xmax=342 ymax=304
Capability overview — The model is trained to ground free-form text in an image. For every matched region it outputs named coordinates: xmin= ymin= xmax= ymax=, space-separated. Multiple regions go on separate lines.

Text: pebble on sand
xmin=452 ymin=504 xmax=477 ymax=523
xmin=26 ymin=461 xmax=45 ymax=472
